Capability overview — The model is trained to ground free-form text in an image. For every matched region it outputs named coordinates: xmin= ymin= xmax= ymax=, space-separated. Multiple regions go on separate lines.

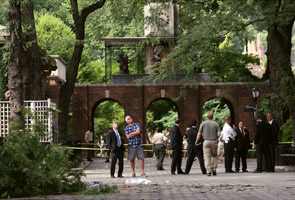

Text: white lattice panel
xmin=0 ymin=99 xmax=56 ymax=142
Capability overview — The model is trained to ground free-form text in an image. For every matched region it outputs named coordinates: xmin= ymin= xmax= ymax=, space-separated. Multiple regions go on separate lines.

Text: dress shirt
xmin=221 ymin=123 xmax=236 ymax=143
xmin=114 ymin=129 xmax=121 ymax=147
xmin=85 ymin=130 xmax=93 ymax=143
xmin=268 ymin=120 xmax=273 ymax=125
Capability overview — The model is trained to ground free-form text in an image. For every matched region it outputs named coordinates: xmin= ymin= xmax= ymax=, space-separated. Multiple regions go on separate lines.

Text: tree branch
xmin=230 ymin=18 xmax=266 ymax=33
xmin=81 ymin=0 xmax=106 ymax=22
xmin=70 ymin=0 xmax=80 ymax=22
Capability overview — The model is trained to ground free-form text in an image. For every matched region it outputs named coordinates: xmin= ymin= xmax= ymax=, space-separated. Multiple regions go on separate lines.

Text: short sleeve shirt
xmin=199 ymin=120 xmax=220 ymax=140
xmin=125 ymin=123 xmax=142 ymax=147
xmin=152 ymin=133 xmax=167 ymax=144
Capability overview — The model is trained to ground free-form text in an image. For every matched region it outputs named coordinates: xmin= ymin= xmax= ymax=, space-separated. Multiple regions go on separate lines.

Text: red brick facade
xmin=70 ymin=82 xmax=270 ymax=143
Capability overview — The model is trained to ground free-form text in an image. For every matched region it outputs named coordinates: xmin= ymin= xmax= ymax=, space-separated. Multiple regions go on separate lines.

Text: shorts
xmin=128 ymin=146 xmax=145 ymax=161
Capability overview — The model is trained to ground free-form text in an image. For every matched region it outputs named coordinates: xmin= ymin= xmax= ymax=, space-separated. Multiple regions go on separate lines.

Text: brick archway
xmin=71 ymin=82 xmax=270 ymax=143
xmin=200 ymin=96 xmax=236 ymax=124
xmin=90 ymin=98 xmax=125 ymax=138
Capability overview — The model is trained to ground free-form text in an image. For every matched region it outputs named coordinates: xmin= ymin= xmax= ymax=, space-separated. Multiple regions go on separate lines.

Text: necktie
xmin=116 ymin=130 xmax=121 ymax=147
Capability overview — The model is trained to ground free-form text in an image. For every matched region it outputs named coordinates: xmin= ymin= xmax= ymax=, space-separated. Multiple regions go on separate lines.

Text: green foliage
xmin=0 ymin=0 xmax=9 ymax=25
xmin=154 ymin=110 xmax=178 ymax=131
xmin=35 ymin=12 xmax=75 ymax=64
xmin=202 ymin=98 xmax=230 ymax=127
xmin=281 ymin=118 xmax=293 ymax=142
xmin=258 ymin=98 xmax=270 ymax=115
xmin=0 ymin=122 xmax=86 ymax=198
xmin=93 ymin=100 xmax=125 ymax=141
xmin=0 ymin=48 xmax=7 ymax=100
xmin=77 ymin=60 xmax=105 ymax=84
xmin=146 ymin=100 xmax=178 ymax=131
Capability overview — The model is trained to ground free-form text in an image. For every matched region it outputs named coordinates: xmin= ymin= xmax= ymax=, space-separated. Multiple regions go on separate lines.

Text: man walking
xmin=196 ymin=111 xmax=221 ymax=176
xmin=184 ymin=120 xmax=206 ymax=175
xmin=107 ymin=122 xmax=125 ymax=178
xmin=254 ymin=114 xmax=272 ymax=173
xmin=85 ymin=128 xmax=94 ymax=161
xmin=152 ymin=127 xmax=167 ymax=170
xmin=234 ymin=121 xmax=250 ymax=172
xmin=220 ymin=116 xmax=237 ymax=173
xmin=267 ymin=112 xmax=279 ymax=172
xmin=125 ymin=116 xmax=147 ymax=177
xmin=170 ymin=118 xmax=184 ymax=175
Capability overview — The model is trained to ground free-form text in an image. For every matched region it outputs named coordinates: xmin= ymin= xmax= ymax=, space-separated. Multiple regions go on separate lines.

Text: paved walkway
xmin=13 ymin=157 xmax=295 ymax=200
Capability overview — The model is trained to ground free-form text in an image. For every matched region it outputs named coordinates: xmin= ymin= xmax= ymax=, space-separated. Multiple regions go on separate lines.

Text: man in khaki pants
xmin=196 ymin=111 xmax=221 ymax=176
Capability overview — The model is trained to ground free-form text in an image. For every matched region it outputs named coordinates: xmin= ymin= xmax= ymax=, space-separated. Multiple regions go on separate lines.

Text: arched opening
xmin=91 ymin=99 xmax=125 ymax=147
xmin=202 ymin=97 xmax=234 ymax=127
xmin=145 ymin=98 xmax=179 ymax=144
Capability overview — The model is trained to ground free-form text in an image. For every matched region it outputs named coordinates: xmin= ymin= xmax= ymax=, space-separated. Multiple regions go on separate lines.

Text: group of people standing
xmin=86 ymin=111 xmax=279 ymax=178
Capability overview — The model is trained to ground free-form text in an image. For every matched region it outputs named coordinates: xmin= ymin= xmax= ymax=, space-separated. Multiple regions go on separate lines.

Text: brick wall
xmin=70 ymin=82 xmax=270 ymax=143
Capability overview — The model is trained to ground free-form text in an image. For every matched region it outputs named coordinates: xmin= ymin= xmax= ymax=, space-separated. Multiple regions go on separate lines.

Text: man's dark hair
xmin=156 ymin=127 xmax=163 ymax=133
xmin=175 ymin=118 xmax=181 ymax=124
xmin=268 ymin=112 xmax=274 ymax=117
xmin=259 ymin=114 xmax=266 ymax=121
xmin=189 ymin=120 xmax=197 ymax=127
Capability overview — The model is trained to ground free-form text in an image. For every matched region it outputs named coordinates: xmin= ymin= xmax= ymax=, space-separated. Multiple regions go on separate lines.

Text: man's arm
xmin=107 ymin=132 xmax=113 ymax=151
xmin=196 ymin=132 xmax=201 ymax=144
xmin=85 ymin=131 xmax=89 ymax=143
xmin=126 ymin=128 xmax=141 ymax=139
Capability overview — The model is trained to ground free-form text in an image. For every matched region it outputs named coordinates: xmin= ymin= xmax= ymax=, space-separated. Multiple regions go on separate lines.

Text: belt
xmin=155 ymin=143 xmax=164 ymax=145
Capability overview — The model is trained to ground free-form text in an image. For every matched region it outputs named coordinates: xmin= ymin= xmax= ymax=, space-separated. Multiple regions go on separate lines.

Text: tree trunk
xmin=7 ymin=0 xmax=24 ymax=125
xmin=22 ymin=0 xmax=43 ymax=100
xmin=267 ymin=20 xmax=295 ymax=141
xmin=58 ymin=0 xmax=106 ymax=143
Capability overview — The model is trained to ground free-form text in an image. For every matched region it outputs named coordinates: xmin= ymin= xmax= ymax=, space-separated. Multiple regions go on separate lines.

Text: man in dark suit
xmin=107 ymin=122 xmax=125 ymax=178
xmin=254 ymin=114 xmax=272 ymax=173
xmin=234 ymin=121 xmax=250 ymax=172
xmin=267 ymin=112 xmax=279 ymax=172
xmin=184 ymin=120 xmax=206 ymax=175
xmin=170 ymin=118 xmax=184 ymax=175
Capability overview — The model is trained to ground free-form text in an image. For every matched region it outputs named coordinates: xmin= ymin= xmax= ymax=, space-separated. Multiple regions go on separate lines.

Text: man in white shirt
xmin=220 ymin=116 xmax=236 ymax=173
xmin=85 ymin=129 xmax=94 ymax=161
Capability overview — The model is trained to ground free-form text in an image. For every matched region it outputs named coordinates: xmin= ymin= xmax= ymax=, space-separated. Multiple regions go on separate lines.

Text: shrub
xmin=0 ymin=122 xmax=85 ymax=198
xmin=281 ymin=118 xmax=293 ymax=142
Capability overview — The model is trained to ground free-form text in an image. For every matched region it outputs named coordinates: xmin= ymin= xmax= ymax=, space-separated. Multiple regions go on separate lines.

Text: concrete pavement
xmin=11 ymin=157 xmax=295 ymax=199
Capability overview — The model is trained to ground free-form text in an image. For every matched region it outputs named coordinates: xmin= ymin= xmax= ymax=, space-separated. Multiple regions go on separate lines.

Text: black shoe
xmin=178 ymin=171 xmax=185 ymax=174
xmin=212 ymin=171 xmax=217 ymax=176
xmin=202 ymin=172 xmax=207 ymax=175
xmin=111 ymin=175 xmax=115 ymax=178
xmin=105 ymin=159 xmax=110 ymax=163
xmin=242 ymin=170 xmax=248 ymax=172
xmin=118 ymin=175 xmax=124 ymax=178
xmin=235 ymin=169 xmax=240 ymax=172
xmin=253 ymin=169 xmax=262 ymax=173
xmin=226 ymin=170 xmax=235 ymax=173
xmin=171 ymin=171 xmax=176 ymax=175
xmin=207 ymin=172 xmax=211 ymax=176
xmin=159 ymin=168 xmax=165 ymax=170
xmin=183 ymin=172 xmax=189 ymax=175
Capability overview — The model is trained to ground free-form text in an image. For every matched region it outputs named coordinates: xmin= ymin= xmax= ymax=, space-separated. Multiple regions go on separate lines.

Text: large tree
xmin=149 ymin=0 xmax=295 ymax=141
xmin=7 ymin=0 xmax=24 ymax=124
xmin=58 ymin=0 xmax=106 ymax=142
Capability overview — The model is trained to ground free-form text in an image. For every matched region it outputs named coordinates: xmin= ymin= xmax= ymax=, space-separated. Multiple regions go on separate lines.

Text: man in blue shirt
xmin=125 ymin=115 xmax=147 ymax=177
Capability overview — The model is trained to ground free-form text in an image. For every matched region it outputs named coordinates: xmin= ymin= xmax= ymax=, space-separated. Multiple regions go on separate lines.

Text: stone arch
xmin=145 ymin=97 xmax=180 ymax=144
xmin=90 ymin=98 xmax=126 ymax=130
xmin=146 ymin=97 xmax=180 ymax=116
xmin=200 ymin=95 xmax=236 ymax=124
